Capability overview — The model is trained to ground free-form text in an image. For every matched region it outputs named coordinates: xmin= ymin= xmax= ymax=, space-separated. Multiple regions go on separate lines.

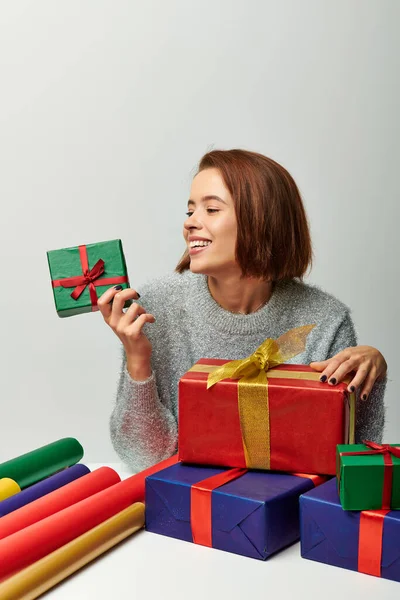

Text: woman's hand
xmin=97 ymin=285 xmax=155 ymax=380
xmin=310 ymin=346 xmax=387 ymax=400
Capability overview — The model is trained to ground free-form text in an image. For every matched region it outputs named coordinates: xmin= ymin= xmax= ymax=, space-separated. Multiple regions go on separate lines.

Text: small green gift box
xmin=47 ymin=239 xmax=130 ymax=317
xmin=337 ymin=441 xmax=400 ymax=510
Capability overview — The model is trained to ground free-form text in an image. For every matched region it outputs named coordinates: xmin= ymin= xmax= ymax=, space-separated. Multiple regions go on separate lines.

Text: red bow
xmin=59 ymin=258 xmax=105 ymax=300
xmin=362 ymin=441 xmax=400 ymax=458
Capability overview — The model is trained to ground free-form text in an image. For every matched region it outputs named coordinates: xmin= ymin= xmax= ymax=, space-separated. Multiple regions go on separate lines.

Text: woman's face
xmin=183 ymin=168 xmax=238 ymax=276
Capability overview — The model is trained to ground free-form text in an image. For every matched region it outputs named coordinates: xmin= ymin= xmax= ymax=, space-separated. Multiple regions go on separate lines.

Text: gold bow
xmin=207 ymin=324 xmax=316 ymax=388
xmin=206 ymin=324 xmax=316 ymax=469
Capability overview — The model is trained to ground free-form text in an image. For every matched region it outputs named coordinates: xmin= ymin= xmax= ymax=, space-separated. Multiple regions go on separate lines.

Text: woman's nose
xmin=184 ymin=214 xmax=200 ymax=230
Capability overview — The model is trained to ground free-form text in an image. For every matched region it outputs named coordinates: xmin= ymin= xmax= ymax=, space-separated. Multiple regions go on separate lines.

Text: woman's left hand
xmin=310 ymin=346 xmax=387 ymax=400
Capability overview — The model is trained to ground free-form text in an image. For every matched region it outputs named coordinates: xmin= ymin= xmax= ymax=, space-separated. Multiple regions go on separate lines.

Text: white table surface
xmin=40 ymin=463 xmax=398 ymax=600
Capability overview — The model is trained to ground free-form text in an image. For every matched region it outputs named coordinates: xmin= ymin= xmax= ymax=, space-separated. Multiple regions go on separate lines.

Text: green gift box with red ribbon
xmin=47 ymin=239 xmax=130 ymax=317
xmin=337 ymin=441 xmax=400 ymax=511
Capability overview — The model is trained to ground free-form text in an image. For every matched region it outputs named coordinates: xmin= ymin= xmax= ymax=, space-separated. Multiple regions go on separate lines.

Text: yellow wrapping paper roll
xmin=0 ymin=502 xmax=145 ymax=600
xmin=0 ymin=478 xmax=20 ymax=501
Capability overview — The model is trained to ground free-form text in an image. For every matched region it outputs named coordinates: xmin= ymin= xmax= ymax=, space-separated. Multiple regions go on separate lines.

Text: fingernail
xmin=320 ymin=375 xmax=327 ymax=382
xmin=114 ymin=285 xmax=123 ymax=290
xmin=137 ymin=292 xmax=141 ymax=298
xmin=362 ymin=393 xmax=368 ymax=401
xmin=329 ymin=377 xmax=337 ymax=385
xmin=350 ymin=386 xmax=355 ymax=392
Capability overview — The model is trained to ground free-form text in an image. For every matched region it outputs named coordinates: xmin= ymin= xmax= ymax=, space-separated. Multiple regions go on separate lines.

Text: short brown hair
xmin=175 ymin=149 xmax=312 ymax=280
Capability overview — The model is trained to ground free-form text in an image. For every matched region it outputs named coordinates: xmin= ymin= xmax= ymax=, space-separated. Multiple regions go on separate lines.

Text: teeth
xmin=189 ymin=240 xmax=212 ymax=248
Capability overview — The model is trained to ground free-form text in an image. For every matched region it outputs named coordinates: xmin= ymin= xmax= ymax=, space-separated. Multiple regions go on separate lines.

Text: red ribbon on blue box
xmin=191 ymin=468 xmax=326 ymax=547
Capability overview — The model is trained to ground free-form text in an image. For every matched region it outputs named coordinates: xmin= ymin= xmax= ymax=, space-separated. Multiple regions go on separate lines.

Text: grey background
xmin=0 ymin=0 xmax=398 ymax=463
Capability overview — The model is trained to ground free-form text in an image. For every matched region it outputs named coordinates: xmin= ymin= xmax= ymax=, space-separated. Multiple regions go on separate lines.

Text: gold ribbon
xmin=205 ymin=325 xmax=316 ymax=469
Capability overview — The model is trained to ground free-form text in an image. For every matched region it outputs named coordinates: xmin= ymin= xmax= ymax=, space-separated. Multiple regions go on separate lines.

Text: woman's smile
xmin=188 ymin=236 xmax=213 ymax=255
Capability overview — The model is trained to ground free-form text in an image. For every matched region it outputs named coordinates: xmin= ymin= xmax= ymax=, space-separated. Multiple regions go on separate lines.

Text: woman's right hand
xmin=97 ymin=286 xmax=155 ymax=381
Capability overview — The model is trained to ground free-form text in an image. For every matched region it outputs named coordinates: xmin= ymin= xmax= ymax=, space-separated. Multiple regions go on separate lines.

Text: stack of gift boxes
xmin=45 ymin=239 xmax=400 ymax=586
xmin=146 ymin=347 xmax=400 ymax=582
xmin=300 ymin=441 xmax=400 ymax=580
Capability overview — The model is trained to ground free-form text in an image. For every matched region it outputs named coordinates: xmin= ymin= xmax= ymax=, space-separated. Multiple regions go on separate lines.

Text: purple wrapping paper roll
xmin=0 ymin=464 xmax=90 ymax=517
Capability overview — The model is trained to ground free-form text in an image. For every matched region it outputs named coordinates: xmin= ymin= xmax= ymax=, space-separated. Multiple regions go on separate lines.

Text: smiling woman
xmin=97 ymin=149 xmax=388 ymax=473
xmin=177 ymin=151 xmax=313 ymax=315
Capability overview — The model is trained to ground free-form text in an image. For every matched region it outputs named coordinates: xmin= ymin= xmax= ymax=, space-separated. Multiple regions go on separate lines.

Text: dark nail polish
xmin=320 ymin=375 xmax=327 ymax=382
xmin=114 ymin=285 xmax=123 ymax=290
xmin=350 ymin=386 xmax=355 ymax=392
xmin=362 ymin=393 xmax=367 ymax=401
xmin=137 ymin=292 xmax=141 ymax=298
xmin=329 ymin=377 xmax=337 ymax=385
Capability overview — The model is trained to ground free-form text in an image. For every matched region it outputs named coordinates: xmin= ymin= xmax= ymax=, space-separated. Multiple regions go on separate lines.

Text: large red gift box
xmin=178 ymin=356 xmax=355 ymax=476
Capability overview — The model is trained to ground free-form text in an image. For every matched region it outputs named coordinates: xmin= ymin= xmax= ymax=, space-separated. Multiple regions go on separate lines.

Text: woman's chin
xmin=189 ymin=259 xmax=211 ymax=275
xmin=188 ymin=259 xmax=235 ymax=278
xmin=189 ymin=263 xmax=207 ymax=274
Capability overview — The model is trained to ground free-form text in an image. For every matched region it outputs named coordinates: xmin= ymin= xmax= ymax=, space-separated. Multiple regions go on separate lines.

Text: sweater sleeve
xmin=327 ymin=311 xmax=386 ymax=444
xmin=109 ymin=350 xmax=178 ymax=473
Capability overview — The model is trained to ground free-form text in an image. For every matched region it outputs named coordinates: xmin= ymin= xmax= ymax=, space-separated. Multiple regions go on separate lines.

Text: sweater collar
xmin=188 ymin=273 xmax=288 ymax=335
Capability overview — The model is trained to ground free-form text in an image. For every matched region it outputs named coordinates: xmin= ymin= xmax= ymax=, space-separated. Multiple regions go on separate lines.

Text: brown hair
xmin=175 ymin=149 xmax=312 ymax=280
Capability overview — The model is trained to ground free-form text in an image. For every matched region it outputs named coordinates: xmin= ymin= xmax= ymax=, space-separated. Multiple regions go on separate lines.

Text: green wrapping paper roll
xmin=0 ymin=439 xmax=84 ymax=489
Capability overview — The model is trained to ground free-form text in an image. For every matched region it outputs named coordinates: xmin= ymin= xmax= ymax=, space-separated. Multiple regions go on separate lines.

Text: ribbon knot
xmin=60 ymin=258 xmax=105 ymax=300
xmin=83 ymin=269 xmax=98 ymax=284
xmin=251 ymin=340 xmax=281 ymax=372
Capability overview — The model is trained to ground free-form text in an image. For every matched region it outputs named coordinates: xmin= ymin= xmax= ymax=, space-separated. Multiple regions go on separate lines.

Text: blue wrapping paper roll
xmin=0 ymin=464 xmax=90 ymax=517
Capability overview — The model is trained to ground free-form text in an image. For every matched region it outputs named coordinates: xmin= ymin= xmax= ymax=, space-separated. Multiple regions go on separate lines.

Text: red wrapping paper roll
xmin=0 ymin=453 xmax=178 ymax=581
xmin=129 ymin=453 xmax=179 ymax=501
xmin=0 ymin=467 xmax=120 ymax=541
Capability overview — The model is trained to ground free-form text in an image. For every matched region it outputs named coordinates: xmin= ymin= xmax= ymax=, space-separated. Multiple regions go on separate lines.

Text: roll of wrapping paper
xmin=0 ymin=467 xmax=120 ymax=541
xmin=0 ymin=503 xmax=145 ymax=600
xmin=0 ymin=438 xmax=84 ymax=489
xmin=0 ymin=479 xmax=20 ymax=502
xmin=127 ymin=453 xmax=179 ymax=502
xmin=0 ymin=464 xmax=90 ymax=518
xmin=0 ymin=453 xmax=178 ymax=580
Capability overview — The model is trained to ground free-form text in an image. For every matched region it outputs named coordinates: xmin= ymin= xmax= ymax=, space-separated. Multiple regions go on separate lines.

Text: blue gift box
xmin=145 ymin=462 xmax=320 ymax=560
xmin=300 ymin=478 xmax=400 ymax=582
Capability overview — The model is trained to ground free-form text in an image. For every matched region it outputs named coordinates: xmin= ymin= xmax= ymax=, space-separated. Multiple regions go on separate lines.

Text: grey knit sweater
xmin=110 ymin=270 xmax=385 ymax=472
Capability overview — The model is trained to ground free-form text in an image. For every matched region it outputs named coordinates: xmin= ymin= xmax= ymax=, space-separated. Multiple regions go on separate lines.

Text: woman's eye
xmin=185 ymin=208 xmax=219 ymax=217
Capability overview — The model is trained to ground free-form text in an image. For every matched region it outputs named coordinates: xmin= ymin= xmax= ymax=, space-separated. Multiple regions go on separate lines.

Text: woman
xmin=98 ymin=149 xmax=387 ymax=472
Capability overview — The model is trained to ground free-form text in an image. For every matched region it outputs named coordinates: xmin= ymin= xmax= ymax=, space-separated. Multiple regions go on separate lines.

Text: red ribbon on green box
xmin=340 ymin=440 xmax=400 ymax=510
xmin=51 ymin=245 xmax=128 ymax=311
